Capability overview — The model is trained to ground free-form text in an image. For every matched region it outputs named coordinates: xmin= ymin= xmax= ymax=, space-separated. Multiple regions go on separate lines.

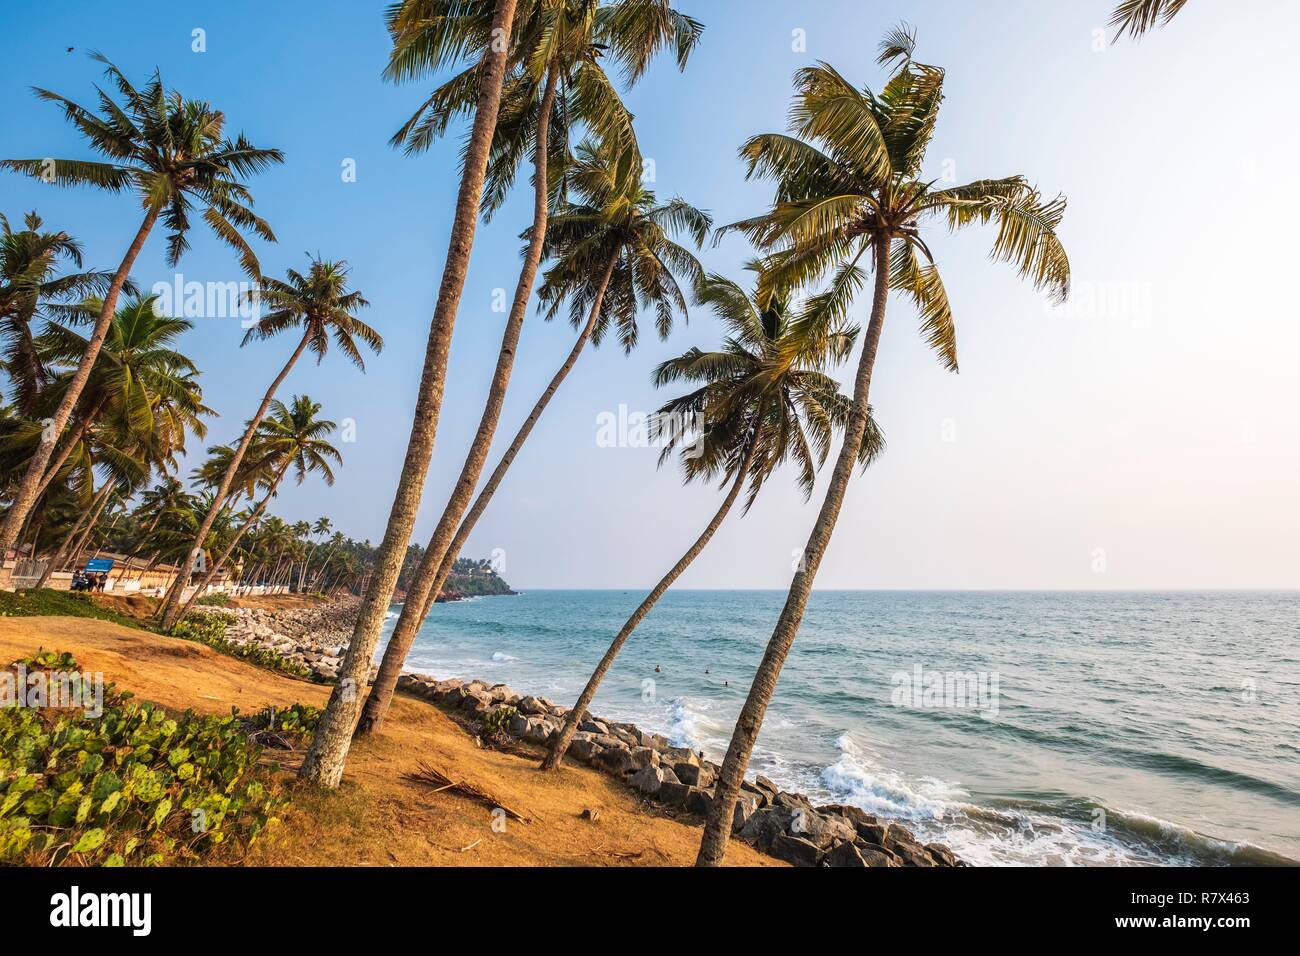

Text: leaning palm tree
xmin=355 ymin=137 xmax=710 ymax=734
xmin=299 ymin=0 xmax=521 ymax=789
xmin=367 ymin=0 xmax=703 ymax=738
xmin=0 ymin=54 xmax=282 ymax=554
xmin=543 ymin=270 xmax=886 ymax=769
xmin=178 ymin=396 xmax=340 ymax=616
xmin=157 ymin=256 xmax=380 ymax=630
xmin=695 ymin=29 xmax=1071 ymax=865
xmin=1111 ymin=0 xmax=1189 ymax=38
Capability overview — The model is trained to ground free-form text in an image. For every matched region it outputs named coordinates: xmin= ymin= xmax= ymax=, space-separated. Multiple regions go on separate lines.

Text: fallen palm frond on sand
xmin=403 ymin=761 xmax=532 ymax=823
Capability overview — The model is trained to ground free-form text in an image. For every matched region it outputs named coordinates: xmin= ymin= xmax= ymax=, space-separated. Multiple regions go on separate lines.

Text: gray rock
xmin=629 ymin=746 xmax=660 ymax=770
xmin=597 ymin=745 xmax=634 ymax=774
xmin=686 ymin=787 xmax=714 ymax=816
xmin=854 ymin=841 xmax=902 ymax=867
xmin=926 ymin=843 xmax=959 ymax=867
xmin=568 ymin=738 xmax=602 ymax=764
xmin=629 ymin=765 xmax=665 ymax=795
xmin=770 ymin=834 xmax=823 ymax=867
xmin=732 ymin=793 xmax=760 ymax=832
xmin=517 ymin=695 xmax=549 ymax=716
xmin=826 ymin=840 xmax=869 ymax=867
xmin=675 ymin=762 xmax=715 ymax=788
xmin=656 ymin=781 xmax=691 ymax=806
xmin=507 ymin=713 xmax=531 ymax=738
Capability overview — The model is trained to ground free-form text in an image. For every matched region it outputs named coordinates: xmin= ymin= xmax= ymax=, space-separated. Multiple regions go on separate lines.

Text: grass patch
xmin=195 ymin=592 xmax=231 ymax=607
xmin=0 ymin=589 xmax=146 ymax=631
xmin=1 ymin=589 xmax=317 ymax=683
xmin=0 ymin=651 xmax=313 ymax=866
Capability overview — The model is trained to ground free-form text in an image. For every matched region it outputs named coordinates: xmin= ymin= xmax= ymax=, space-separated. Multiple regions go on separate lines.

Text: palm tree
xmin=157 ymin=256 xmax=380 ymax=630
xmin=178 ymin=396 xmax=340 ymax=615
xmin=0 ymin=211 xmax=119 ymax=418
xmin=694 ymin=29 xmax=1071 ymax=866
xmin=300 ymin=0 xmax=523 ymax=789
xmin=543 ymin=270 xmax=886 ymax=768
xmin=0 ymin=54 xmax=282 ymax=554
xmin=356 ymin=137 xmax=710 ymax=734
xmin=364 ymin=0 xmax=704 ymax=738
xmin=1111 ymin=0 xmax=1189 ymax=38
xmin=32 ymin=295 xmax=207 ymax=501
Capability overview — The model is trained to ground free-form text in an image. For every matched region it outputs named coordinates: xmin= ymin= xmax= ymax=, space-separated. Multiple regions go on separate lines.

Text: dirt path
xmin=0 ymin=616 xmax=777 ymax=867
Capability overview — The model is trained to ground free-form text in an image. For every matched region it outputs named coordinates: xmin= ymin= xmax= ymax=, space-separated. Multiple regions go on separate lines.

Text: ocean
xmin=377 ymin=589 xmax=1299 ymax=866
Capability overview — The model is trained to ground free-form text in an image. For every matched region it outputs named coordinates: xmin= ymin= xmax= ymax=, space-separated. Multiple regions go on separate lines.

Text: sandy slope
xmin=0 ymin=615 xmax=777 ymax=867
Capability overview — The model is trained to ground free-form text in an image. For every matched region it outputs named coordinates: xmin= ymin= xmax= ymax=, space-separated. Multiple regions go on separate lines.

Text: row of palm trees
xmin=2 ymin=0 xmax=1184 ymax=866
xmin=290 ymin=0 xmax=1074 ymax=871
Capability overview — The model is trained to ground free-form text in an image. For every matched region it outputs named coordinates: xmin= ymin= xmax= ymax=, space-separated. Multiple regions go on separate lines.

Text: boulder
xmin=597 ymin=744 xmax=634 ymax=774
xmin=579 ymin=719 xmax=610 ymax=736
xmin=675 ymin=762 xmax=715 ymax=788
xmin=732 ymin=793 xmax=760 ymax=832
xmin=629 ymin=747 xmax=660 ymax=770
xmin=507 ymin=713 xmax=531 ymax=738
xmin=568 ymin=738 xmax=602 ymax=764
xmin=738 ymin=807 xmax=790 ymax=851
xmin=884 ymin=831 xmax=936 ymax=867
xmin=517 ymin=695 xmax=549 ymax=716
xmin=686 ymin=787 xmax=714 ymax=816
xmin=926 ymin=843 xmax=959 ymax=867
xmin=854 ymin=841 xmax=902 ymax=867
xmin=656 ymin=781 xmax=692 ymax=807
xmin=826 ymin=840 xmax=869 ymax=867
xmin=770 ymin=834 xmax=823 ymax=867
xmin=629 ymin=765 xmax=666 ymax=795
xmin=659 ymin=766 xmax=682 ymax=786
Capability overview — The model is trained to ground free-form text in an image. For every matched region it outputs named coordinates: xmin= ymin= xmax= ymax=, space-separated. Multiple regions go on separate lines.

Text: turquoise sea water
xmin=377 ymin=590 xmax=1299 ymax=866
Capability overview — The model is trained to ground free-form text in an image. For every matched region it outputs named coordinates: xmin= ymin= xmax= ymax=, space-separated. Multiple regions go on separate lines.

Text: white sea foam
xmin=491 ymin=651 xmax=518 ymax=663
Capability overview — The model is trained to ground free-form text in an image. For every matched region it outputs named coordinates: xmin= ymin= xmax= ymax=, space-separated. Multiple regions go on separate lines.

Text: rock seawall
xmin=194 ymin=599 xmax=368 ymax=682
xmin=194 ymin=598 xmax=960 ymax=867
xmin=395 ymin=673 xmax=962 ymax=868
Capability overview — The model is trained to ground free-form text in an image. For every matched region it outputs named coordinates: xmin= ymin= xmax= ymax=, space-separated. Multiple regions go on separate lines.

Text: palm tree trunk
xmin=158 ymin=329 xmax=312 ymax=630
xmin=299 ymin=0 xmax=520 ymax=789
xmin=0 ymin=206 xmax=160 ymax=555
xmin=412 ymin=249 xmax=621 ymax=631
xmin=176 ymin=462 xmax=290 ymax=618
xmin=695 ymin=238 xmax=892 ymax=867
xmin=32 ymin=396 xmax=108 ymax=501
xmin=33 ymin=480 xmax=113 ymax=589
xmin=354 ymin=66 xmax=563 ymax=737
xmin=543 ymin=434 xmax=760 ymax=770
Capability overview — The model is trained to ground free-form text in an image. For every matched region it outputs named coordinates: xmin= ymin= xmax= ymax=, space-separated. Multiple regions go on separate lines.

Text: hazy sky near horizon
xmin=3 ymin=1 xmax=1298 ymax=590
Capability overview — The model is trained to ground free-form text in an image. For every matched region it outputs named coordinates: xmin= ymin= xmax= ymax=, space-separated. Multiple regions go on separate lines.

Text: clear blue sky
xmin=3 ymin=1 xmax=1297 ymax=589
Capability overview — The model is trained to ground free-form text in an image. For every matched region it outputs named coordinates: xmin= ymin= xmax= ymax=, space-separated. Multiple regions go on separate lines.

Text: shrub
xmin=195 ymin=593 xmax=232 ymax=607
xmin=0 ymin=652 xmax=290 ymax=866
xmin=481 ymin=705 xmax=518 ymax=744
xmin=0 ymin=589 xmax=142 ymax=630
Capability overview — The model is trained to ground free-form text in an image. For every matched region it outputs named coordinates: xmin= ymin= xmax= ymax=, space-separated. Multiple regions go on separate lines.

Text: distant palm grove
xmin=0 ymin=0 xmax=1185 ymax=865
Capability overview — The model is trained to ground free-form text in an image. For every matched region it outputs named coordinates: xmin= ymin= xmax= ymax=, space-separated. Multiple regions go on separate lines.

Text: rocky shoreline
xmin=198 ymin=598 xmax=961 ymax=868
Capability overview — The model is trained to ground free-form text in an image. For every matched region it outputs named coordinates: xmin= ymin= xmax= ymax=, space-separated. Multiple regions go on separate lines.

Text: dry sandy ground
xmin=0 ymin=615 xmax=778 ymax=867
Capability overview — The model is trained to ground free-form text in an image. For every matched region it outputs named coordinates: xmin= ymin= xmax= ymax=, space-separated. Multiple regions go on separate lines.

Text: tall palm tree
xmin=695 ymin=29 xmax=1071 ymax=866
xmin=366 ymin=0 xmax=703 ymax=738
xmin=179 ymin=396 xmax=340 ymax=615
xmin=0 ymin=54 xmax=282 ymax=554
xmin=356 ymin=137 xmax=710 ymax=734
xmin=0 ymin=211 xmax=119 ymax=418
xmin=157 ymin=256 xmax=379 ymax=630
xmin=1111 ymin=0 xmax=1189 ymax=38
xmin=543 ymin=270 xmax=886 ymax=768
xmin=300 ymin=0 xmax=523 ymax=789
